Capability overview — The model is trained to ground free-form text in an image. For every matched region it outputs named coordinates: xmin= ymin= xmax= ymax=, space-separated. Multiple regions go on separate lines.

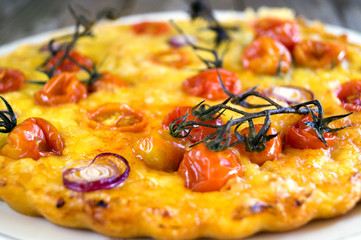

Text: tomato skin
xmin=132 ymin=21 xmax=170 ymax=35
xmin=293 ymin=40 xmax=346 ymax=69
xmin=45 ymin=50 xmax=93 ymax=75
xmin=284 ymin=114 xmax=336 ymax=149
xmin=335 ymin=80 xmax=361 ymax=112
xmin=89 ymin=72 xmax=128 ymax=92
xmin=254 ymin=18 xmax=301 ymax=50
xmin=242 ymin=36 xmax=292 ymax=75
xmin=162 ymin=106 xmax=223 ymax=143
xmin=178 ymin=143 xmax=243 ymax=192
xmin=150 ymin=49 xmax=190 ymax=69
xmin=0 ymin=68 xmax=25 ymax=93
xmin=87 ymin=103 xmax=147 ymax=132
xmin=236 ymin=124 xmax=281 ymax=165
xmin=34 ymin=73 xmax=87 ymax=106
xmin=182 ymin=68 xmax=242 ymax=100
xmin=0 ymin=117 xmax=64 ymax=160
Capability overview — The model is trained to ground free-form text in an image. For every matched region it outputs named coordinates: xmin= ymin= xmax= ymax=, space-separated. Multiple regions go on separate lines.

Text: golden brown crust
xmin=1 ymin=10 xmax=361 ymax=239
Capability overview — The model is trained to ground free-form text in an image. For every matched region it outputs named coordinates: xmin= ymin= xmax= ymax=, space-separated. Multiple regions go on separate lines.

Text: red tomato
xmin=335 ymin=80 xmax=361 ymax=112
xmin=89 ymin=72 xmax=128 ymax=92
xmin=34 ymin=73 xmax=87 ymax=106
xmin=254 ymin=18 xmax=301 ymax=50
xmin=293 ymin=40 xmax=346 ymax=69
xmin=0 ymin=117 xmax=64 ymax=160
xmin=0 ymin=68 xmax=25 ymax=93
xmin=182 ymin=68 xmax=242 ymax=100
xmin=178 ymin=143 xmax=243 ymax=192
xmin=150 ymin=49 xmax=190 ymax=69
xmin=45 ymin=50 xmax=93 ymax=75
xmin=236 ymin=124 xmax=281 ymax=165
xmin=162 ymin=106 xmax=223 ymax=143
xmin=242 ymin=36 xmax=292 ymax=75
xmin=284 ymin=114 xmax=336 ymax=149
xmin=87 ymin=103 xmax=147 ymax=132
xmin=132 ymin=21 xmax=170 ymax=35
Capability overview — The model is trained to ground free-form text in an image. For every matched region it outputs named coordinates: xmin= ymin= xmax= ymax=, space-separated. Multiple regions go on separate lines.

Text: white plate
xmin=1 ymin=10 xmax=361 ymax=240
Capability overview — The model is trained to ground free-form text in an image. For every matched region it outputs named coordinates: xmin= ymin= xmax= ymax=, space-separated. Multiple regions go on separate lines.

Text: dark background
xmin=0 ymin=0 xmax=361 ymax=45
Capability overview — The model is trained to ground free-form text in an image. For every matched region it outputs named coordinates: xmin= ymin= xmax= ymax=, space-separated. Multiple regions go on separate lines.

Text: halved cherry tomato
xmin=162 ymin=106 xmax=223 ymax=143
xmin=242 ymin=36 xmax=292 ymax=75
xmin=89 ymin=72 xmax=128 ymax=92
xmin=335 ymin=80 xmax=361 ymax=111
xmin=0 ymin=68 xmax=25 ymax=93
xmin=236 ymin=124 xmax=281 ymax=165
xmin=284 ymin=114 xmax=336 ymax=149
xmin=87 ymin=103 xmax=147 ymax=132
xmin=182 ymin=68 xmax=242 ymax=100
xmin=34 ymin=73 xmax=87 ymax=106
xmin=132 ymin=21 xmax=170 ymax=35
xmin=253 ymin=18 xmax=301 ymax=50
xmin=150 ymin=49 xmax=190 ymax=69
xmin=0 ymin=117 xmax=64 ymax=160
xmin=293 ymin=40 xmax=346 ymax=69
xmin=44 ymin=50 xmax=93 ymax=75
xmin=178 ymin=143 xmax=243 ymax=192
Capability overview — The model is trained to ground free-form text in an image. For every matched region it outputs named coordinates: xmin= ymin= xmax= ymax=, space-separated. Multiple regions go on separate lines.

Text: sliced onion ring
xmin=168 ymin=34 xmax=197 ymax=48
xmin=62 ymin=153 xmax=130 ymax=192
xmin=262 ymin=85 xmax=314 ymax=105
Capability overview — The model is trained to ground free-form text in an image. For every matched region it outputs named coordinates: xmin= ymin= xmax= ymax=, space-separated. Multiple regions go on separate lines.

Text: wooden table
xmin=0 ymin=0 xmax=361 ymax=45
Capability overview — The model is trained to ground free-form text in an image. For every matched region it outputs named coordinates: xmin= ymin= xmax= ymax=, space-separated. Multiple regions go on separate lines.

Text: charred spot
xmin=251 ymin=202 xmax=271 ymax=213
xmin=0 ymin=178 xmax=7 ymax=187
xmin=151 ymin=208 xmax=173 ymax=218
xmin=56 ymin=198 xmax=65 ymax=208
xmin=96 ymin=200 xmax=108 ymax=208
xmin=232 ymin=202 xmax=271 ymax=220
xmin=294 ymin=200 xmax=303 ymax=207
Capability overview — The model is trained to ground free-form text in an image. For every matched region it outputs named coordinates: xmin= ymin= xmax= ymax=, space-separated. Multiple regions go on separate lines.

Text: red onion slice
xmin=62 ymin=152 xmax=130 ymax=192
xmin=168 ymin=34 xmax=197 ymax=48
xmin=262 ymin=85 xmax=314 ymax=105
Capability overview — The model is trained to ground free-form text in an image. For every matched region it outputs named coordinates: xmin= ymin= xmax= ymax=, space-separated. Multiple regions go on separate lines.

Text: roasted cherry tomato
xmin=132 ymin=21 xmax=170 ymax=35
xmin=236 ymin=124 xmax=281 ymax=165
xmin=242 ymin=36 xmax=292 ymax=75
xmin=44 ymin=50 xmax=93 ymax=75
xmin=0 ymin=68 xmax=25 ymax=93
xmin=150 ymin=49 xmax=190 ymax=69
xmin=178 ymin=143 xmax=243 ymax=192
xmin=335 ymin=80 xmax=361 ymax=112
xmin=253 ymin=18 xmax=301 ymax=50
xmin=87 ymin=103 xmax=147 ymax=132
xmin=89 ymin=72 xmax=128 ymax=92
xmin=135 ymin=130 xmax=186 ymax=172
xmin=162 ymin=106 xmax=223 ymax=143
xmin=182 ymin=68 xmax=242 ymax=100
xmin=284 ymin=114 xmax=336 ymax=149
xmin=34 ymin=73 xmax=87 ymax=106
xmin=0 ymin=117 xmax=64 ymax=160
xmin=293 ymin=40 xmax=346 ymax=69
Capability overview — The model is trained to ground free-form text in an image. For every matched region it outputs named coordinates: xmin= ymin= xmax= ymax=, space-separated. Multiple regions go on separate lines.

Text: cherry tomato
xmin=0 ymin=117 xmax=64 ymax=160
xmin=293 ymin=40 xmax=346 ymax=69
xmin=284 ymin=114 xmax=336 ymax=149
xmin=87 ymin=103 xmax=147 ymax=132
xmin=178 ymin=143 xmax=243 ymax=192
xmin=253 ymin=18 xmax=301 ymax=50
xmin=236 ymin=124 xmax=281 ymax=165
xmin=135 ymin=130 xmax=186 ymax=172
xmin=335 ymin=80 xmax=361 ymax=112
xmin=150 ymin=49 xmax=190 ymax=69
xmin=34 ymin=73 xmax=87 ymax=106
xmin=89 ymin=72 xmax=128 ymax=92
xmin=182 ymin=68 xmax=242 ymax=100
xmin=0 ymin=68 xmax=25 ymax=93
xmin=242 ymin=36 xmax=292 ymax=75
xmin=44 ymin=50 xmax=93 ymax=75
xmin=162 ymin=106 xmax=223 ymax=143
xmin=132 ymin=21 xmax=170 ymax=35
